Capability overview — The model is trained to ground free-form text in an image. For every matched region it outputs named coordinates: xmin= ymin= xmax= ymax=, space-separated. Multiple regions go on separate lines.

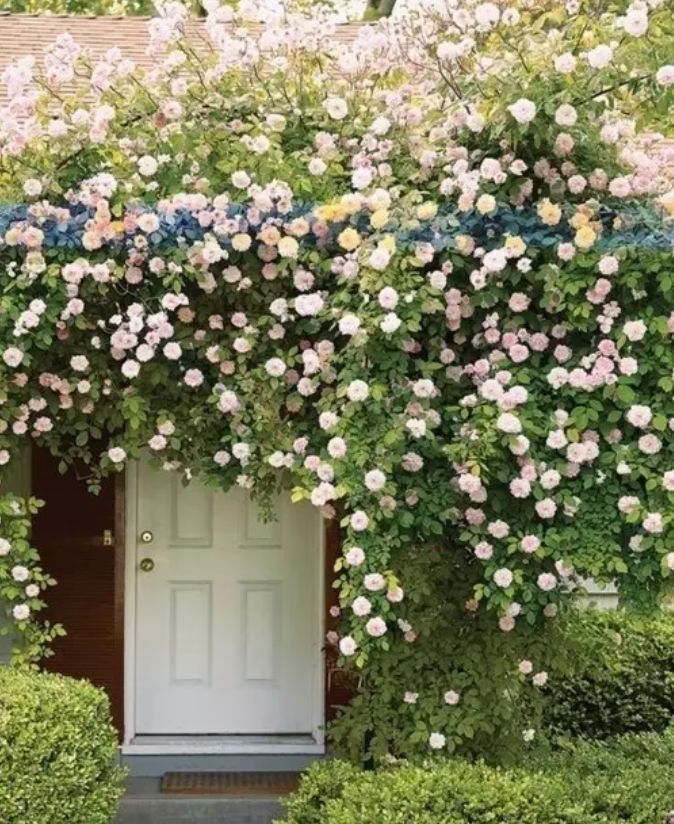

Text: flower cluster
xmin=0 ymin=0 xmax=672 ymax=754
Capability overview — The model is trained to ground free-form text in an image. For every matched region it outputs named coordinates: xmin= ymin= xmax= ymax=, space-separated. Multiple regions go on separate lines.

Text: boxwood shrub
xmin=545 ymin=610 xmax=674 ymax=740
xmin=0 ymin=668 xmax=126 ymax=824
xmin=279 ymin=730 xmax=674 ymax=824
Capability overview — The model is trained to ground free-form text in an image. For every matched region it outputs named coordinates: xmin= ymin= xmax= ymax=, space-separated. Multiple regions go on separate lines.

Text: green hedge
xmin=0 ymin=668 xmax=126 ymax=824
xmin=545 ymin=610 xmax=674 ymax=739
xmin=279 ymin=730 xmax=674 ymax=823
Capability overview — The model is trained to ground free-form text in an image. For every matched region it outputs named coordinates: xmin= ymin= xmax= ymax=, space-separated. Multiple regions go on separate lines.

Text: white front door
xmin=132 ymin=460 xmax=322 ymax=736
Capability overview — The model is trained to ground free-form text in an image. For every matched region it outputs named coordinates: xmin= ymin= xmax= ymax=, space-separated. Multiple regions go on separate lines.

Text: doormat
xmin=161 ymin=771 xmax=301 ymax=796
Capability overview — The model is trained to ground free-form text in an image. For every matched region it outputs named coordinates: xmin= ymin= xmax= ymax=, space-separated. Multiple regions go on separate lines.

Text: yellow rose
xmin=4 ymin=228 xmax=20 ymax=246
xmin=569 ymin=211 xmax=589 ymax=230
xmin=314 ymin=202 xmax=347 ymax=222
xmin=574 ymin=225 xmax=597 ymax=249
xmin=370 ymin=209 xmax=389 ymax=230
xmin=476 ymin=194 xmax=497 ymax=215
xmin=278 ymin=236 xmax=299 ymax=258
xmin=537 ymin=199 xmax=562 ymax=226
xmin=504 ymin=234 xmax=526 ymax=257
xmin=659 ymin=189 xmax=674 ymax=216
xmin=288 ymin=217 xmax=310 ymax=237
xmin=416 ymin=201 xmax=438 ymax=220
xmin=380 ymin=234 xmax=397 ymax=253
xmin=455 ymin=234 xmax=475 ymax=255
xmin=231 ymin=233 xmax=252 ymax=252
xmin=340 ymin=194 xmax=363 ymax=215
xmin=337 ymin=228 xmax=362 ymax=251
xmin=259 ymin=225 xmax=281 ymax=245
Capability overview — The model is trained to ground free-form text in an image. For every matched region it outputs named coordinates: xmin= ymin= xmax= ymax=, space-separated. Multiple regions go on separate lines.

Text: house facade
xmin=0 ymin=12 xmax=630 ymax=777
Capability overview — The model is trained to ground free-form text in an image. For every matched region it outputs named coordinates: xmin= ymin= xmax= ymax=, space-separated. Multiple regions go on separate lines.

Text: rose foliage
xmin=0 ymin=0 xmax=673 ymax=759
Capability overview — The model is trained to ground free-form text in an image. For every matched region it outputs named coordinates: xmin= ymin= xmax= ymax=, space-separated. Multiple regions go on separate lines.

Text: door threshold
xmin=122 ymin=734 xmax=324 ymax=755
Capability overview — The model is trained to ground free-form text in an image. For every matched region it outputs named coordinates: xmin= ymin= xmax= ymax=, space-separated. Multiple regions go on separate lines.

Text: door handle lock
xmin=139 ymin=557 xmax=155 ymax=573
xmin=103 ymin=530 xmax=114 ymax=546
xmin=140 ymin=530 xmax=154 ymax=543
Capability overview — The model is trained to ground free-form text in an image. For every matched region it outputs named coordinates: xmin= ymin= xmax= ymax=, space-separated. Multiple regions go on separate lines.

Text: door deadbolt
xmin=139 ymin=557 xmax=155 ymax=573
xmin=140 ymin=530 xmax=153 ymax=543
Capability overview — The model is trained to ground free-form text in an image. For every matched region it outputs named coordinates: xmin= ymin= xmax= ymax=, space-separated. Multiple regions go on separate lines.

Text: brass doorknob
xmin=139 ymin=558 xmax=155 ymax=573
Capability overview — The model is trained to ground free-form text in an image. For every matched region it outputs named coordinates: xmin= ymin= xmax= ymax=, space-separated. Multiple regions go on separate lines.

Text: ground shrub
xmin=0 ymin=668 xmax=126 ymax=824
xmin=279 ymin=731 xmax=674 ymax=824
xmin=545 ymin=610 xmax=674 ymax=739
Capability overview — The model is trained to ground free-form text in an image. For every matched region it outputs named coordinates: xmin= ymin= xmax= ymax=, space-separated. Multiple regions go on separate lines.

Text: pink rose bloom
xmin=537 ymin=573 xmax=557 ymax=591
xmin=474 ymin=541 xmax=493 ymax=560
xmin=465 ymin=507 xmax=486 ymax=526
xmin=366 ymin=617 xmax=387 ymax=637
xmin=609 ymin=176 xmax=632 ymax=198
xmin=643 ymin=512 xmax=663 ymax=534
xmin=499 ymin=615 xmax=516 ymax=632
xmin=364 ymin=573 xmax=385 ymax=592
xmin=638 ymin=434 xmax=662 ymax=455
xmin=345 ymin=546 xmax=365 ymax=566
xmin=509 ymin=344 xmax=529 ymax=363
xmin=626 ymin=404 xmax=652 ymax=428
xmin=378 ymin=287 xmax=399 ymax=310
xmin=623 ymin=320 xmax=647 ymax=341
xmin=350 ymin=511 xmax=370 ymax=531
xmin=598 ymin=255 xmax=620 ymax=275
xmin=554 ymin=345 xmax=572 ymax=363
xmin=509 ymin=478 xmax=531 ymax=498
xmin=493 ymin=568 xmax=513 ymax=588
xmin=508 ymin=293 xmax=530 ymax=312
xmin=535 ymin=498 xmax=557 ymax=519
xmin=520 ymin=464 xmax=537 ymax=482
xmin=521 ymin=535 xmax=541 ymax=554
xmin=598 ymin=339 xmax=617 ymax=357
xmin=619 ymin=357 xmax=638 ymax=376
xmin=618 ymin=496 xmax=640 ymax=514
xmin=488 ymin=520 xmax=510 ymax=539
xmin=594 ymin=356 xmax=614 ymax=376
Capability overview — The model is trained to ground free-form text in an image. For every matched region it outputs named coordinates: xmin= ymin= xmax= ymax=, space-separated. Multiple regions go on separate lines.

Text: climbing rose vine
xmin=0 ymin=0 xmax=673 ymax=757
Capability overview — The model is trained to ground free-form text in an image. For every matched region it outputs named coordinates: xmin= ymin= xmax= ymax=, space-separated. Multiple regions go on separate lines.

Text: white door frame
xmin=122 ymin=461 xmax=326 ymax=755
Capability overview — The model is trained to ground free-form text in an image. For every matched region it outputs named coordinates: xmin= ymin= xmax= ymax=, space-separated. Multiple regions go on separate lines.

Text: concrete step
xmin=116 ymin=796 xmax=283 ymax=824
xmin=115 ymin=779 xmax=285 ymax=824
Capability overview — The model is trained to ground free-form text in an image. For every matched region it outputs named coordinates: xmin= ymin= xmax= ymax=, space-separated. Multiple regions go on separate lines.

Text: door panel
xmin=31 ymin=448 xmax=123 ymax=736
xmin=134 ymin=460 xmax=321 ymax=735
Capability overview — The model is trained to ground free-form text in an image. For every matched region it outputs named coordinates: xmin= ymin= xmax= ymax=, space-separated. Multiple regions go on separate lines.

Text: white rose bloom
xmin=231 ymin=170 xmax=251 ymax=189
xmin=324 ymin=97 xmax=348 ymax=120
xmin=346 ymin=380 xmax=369 ymax=402
xmin=496 ymin=413 xmax=522 ymax=434
xmin=137 ymin=155 xmax=158 ymax=176
xmin=265 ymin=358 xmax=286 ymax=378
xmin=13 ymin=604 xmax=30 ymax=621
xmin=587 ymin=44 xmax=613 ymax=69
xmin=108 ymin=447 xmax=127 ymax=464
xmin=507 ymin=98 xmax=537 ymax=124
xmin=339 ymin=314 xmax=361 ymax=336
xmin=2 ymin=347 xmax=24 ymax=368
xmin=364 ymin=469 xmax=386 ymax=491
xmin=380 ymin=313 xmax=402 ymax=334
xmin=339 ymin=636 xmax=357 ymax=656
